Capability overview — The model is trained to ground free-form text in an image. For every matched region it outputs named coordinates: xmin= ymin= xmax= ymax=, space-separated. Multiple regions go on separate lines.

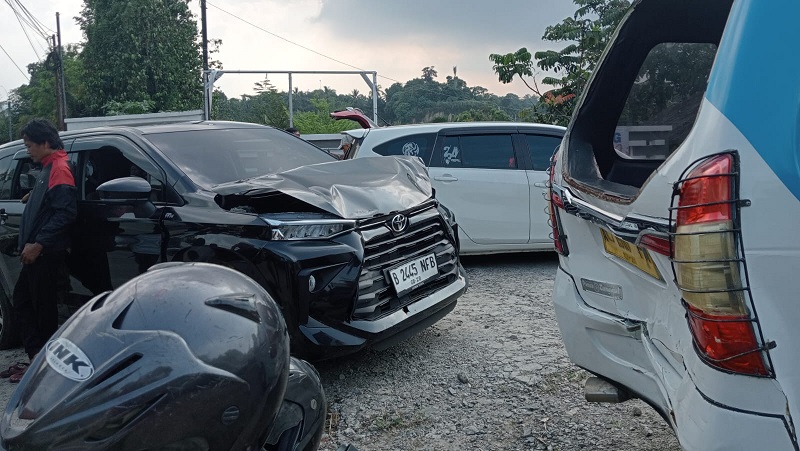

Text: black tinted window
xmin=12 ymin=160 xmax=41 ymax=200
xmin=371 ymin=133 xmax=436 ymax=163
xmin=0 ymin=155 xmax=14 ymax=200
xmin=439 ymin=134 xmax=517 ymax=169
xmin=525 ymin=135 xmax=563 ymax=171
xmin=145 ymin=127 xmax=335 ymax=188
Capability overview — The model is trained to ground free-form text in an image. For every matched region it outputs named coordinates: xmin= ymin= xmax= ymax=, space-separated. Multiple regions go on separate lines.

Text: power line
xmin=0 ymin=43 xmax=30 ymax=81
xmin=10 ymin=4 xmax=43 ymax=60
xmin=201 ymin=3 xmax=533 ymax=111
xmin=205 ymin=1 xmax=402 ymax=86
xmin=7 ymin=0 xmax=53 ymax=39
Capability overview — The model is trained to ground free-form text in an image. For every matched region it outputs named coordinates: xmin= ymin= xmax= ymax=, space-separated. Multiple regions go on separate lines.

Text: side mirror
xmin=97 ymin=177 xmax=152 ymax=201
xmin=96 ymin=177 xmax=155 ymax=218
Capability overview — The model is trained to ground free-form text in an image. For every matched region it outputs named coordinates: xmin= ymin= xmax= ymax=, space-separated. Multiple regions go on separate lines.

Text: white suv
xmin=345 ymin=122 xmax=565 ymax=255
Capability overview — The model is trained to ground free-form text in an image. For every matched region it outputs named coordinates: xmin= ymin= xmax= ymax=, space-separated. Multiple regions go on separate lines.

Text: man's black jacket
xmin=18 ymin=150 xmax=78 ymax=253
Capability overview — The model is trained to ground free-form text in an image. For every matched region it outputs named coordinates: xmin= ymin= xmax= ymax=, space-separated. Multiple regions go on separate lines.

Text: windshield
xmin=145 ymin=127 xmax=336 ymax=188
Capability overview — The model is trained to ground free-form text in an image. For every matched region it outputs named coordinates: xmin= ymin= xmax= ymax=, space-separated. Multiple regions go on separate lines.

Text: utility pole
xmin=200 ymin=0 xmax=210 ymax=119
xmin=56 ymin=13 xmax=67 ymax=128
xmin=51 ymin=35 xmax=64 ymax=130
xmin=5 ymin=99 xmax=10 ymax=142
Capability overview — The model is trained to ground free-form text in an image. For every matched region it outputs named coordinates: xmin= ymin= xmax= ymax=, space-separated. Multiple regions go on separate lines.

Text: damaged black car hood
xmin=212 ymin=156 xmax=433 ymax=219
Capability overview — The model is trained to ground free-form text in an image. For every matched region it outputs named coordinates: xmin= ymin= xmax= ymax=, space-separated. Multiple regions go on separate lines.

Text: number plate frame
xmin=384 ymin=253 xmax=439 ymax=296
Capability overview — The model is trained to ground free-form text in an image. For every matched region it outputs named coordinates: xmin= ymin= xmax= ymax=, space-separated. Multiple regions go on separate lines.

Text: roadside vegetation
xmin=1 ymin=0 xmax=635 ymax=142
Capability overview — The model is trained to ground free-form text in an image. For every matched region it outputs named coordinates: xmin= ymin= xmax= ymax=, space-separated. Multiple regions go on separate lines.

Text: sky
xmin=0 ymin=0 xmax=578 ymax=104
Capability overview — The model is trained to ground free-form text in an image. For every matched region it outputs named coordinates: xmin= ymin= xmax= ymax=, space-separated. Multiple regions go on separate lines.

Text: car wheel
xmin=0 ymin=290 xmax=19 ymax=350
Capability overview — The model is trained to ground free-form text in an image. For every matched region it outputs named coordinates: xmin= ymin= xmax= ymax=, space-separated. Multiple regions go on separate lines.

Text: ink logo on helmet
xmin=45 ymin=338 xmax=94 ymax=381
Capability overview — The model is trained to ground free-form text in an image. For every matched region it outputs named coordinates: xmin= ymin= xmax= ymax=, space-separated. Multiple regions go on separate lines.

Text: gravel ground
xmin=0 ymin=253 xmax=681 ymax=450
xmin=315 ymin=253 xmax=681 ymax=451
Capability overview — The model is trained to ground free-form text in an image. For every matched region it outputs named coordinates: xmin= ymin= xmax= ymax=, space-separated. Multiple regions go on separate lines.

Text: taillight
xmin=638 ymin=233 xmax=671 ymax=257
xmin=672 ymin=153 xmax=770 ymax=376
xmin=548 ymin=152 xmax=568 ymax=255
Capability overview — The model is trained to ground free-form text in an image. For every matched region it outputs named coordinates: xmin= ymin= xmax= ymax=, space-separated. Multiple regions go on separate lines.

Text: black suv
xmin=0 ymin=121 xmax=466 ymax=360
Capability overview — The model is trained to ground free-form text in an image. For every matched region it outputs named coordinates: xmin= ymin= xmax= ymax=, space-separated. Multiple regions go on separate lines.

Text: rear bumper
xmin=553 ymin=266 xmax=797 ymax=450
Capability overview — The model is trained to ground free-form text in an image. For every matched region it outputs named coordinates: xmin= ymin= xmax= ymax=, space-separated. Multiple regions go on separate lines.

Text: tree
xmin=490 ymin=0 xmax=631 ymax=125
xmin=78 ymin=0 xmax=203 ymax=115
xmin=421 ymin=66 xmax=438 ymax=82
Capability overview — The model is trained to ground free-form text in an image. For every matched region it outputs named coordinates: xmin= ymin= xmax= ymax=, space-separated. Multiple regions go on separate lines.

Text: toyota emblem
xmin=390 ymin=214 xmax=408 ymax=233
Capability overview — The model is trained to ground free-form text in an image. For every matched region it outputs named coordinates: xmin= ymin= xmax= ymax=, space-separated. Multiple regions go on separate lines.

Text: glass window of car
xmin=10 ymin=160 xmax=41 ymax=201
xmin=371 ymin=133 xmax=436 ymax=163
xmin=80 ymin=146 xmax=166 ymax=202
xmin=0 ymin=154 xmax=15 ymax=200
xmin=524 ymin=134 xmax=564 ymax=171
xmin=615 ymin=42 xmax=717 ymax=159
xmin=436 ymin=134 xmax=517 ymax=169
xmin=145 ymin=127 xmax=336 ymax=188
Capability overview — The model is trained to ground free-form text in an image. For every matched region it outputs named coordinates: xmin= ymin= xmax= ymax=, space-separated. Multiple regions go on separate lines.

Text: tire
xmin=0 ymin=289 xmax=19 ymax=350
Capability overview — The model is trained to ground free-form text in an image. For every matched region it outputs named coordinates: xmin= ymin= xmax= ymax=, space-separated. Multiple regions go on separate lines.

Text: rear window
xmin=615 ymin=42 xmax=717 ymax=159
xmin=524 ymin=134 xmax=564 ymax=171
xmin=371 ymin=133 xmax=436 ymax=163
xmin=145 ymin=127 xmax=335 ymax=188
xmin=564 ymin=0 xmax=730 ymax=196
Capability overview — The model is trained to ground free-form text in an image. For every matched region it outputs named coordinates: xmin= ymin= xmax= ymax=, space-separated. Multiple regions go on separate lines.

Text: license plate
xmin=386 ymin=253 xmax=439 ymax=296
xmin=600 ymin=229 xmax=662 ymax=280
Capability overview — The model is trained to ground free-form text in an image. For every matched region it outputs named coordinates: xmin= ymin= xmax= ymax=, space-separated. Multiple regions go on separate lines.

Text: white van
xmin=550 ymin=0 xmax=799 ymax=449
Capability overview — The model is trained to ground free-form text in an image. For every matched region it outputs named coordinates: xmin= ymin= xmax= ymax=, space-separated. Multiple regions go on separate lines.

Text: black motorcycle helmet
xmin=1 ymin=262 xmax=293 ymax=450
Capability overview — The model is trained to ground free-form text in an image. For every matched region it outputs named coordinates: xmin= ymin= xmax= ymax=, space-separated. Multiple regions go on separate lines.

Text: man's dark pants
xmin=12 ymin=251 xmax=66 ymax=361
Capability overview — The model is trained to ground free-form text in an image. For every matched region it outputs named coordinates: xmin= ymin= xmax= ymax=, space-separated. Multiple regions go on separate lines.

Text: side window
xmin=443 ymin=134 xmax=517 ymax=170
xmin=11 ymin=160 xmax=41 ymax=200
xmin=0 ymin=155 xmax=15 ymax=200
xmin=81 ymin=146 xmax=165 ymax=202
xmin=615 ymin=42 xmax=717 ymax=159
xmin=372 ymin=133 xmax=436 ymax=163
xmin=525 ymin=135 xmax=564 ymax=171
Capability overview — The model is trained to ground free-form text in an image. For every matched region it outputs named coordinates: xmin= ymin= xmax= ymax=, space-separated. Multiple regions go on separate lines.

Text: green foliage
xmin=213 ymin=91 xmax=289 ymax=128
xmin=382 ymin=71 xmax=535 ymax=124
xmin=78 ymin=0 xmax=203 ymax=115
xmin=103 ymin=100 xmax=156 ymax=115
xmin=454 ymin=107 xmax=511 ymax=122
xmin=490 ymin=0 xmax=631 ymax=125
xmin=292 ymin=99 xmax=361 ymax=134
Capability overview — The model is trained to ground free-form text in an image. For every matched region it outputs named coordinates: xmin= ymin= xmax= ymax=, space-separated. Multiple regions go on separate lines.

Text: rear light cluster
xmin=548 ymin=152 xmax=569 ymax=255
xmin=670 ymin=153 xmax=771 ymax=377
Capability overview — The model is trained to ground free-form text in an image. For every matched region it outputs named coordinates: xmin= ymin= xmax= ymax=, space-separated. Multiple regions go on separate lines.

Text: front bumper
xmin=297 ymin=272 xmax=465 ymax=360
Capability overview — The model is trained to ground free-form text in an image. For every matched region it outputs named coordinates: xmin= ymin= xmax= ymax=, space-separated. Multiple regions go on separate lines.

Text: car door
xmin=0 ymin=145 xmax=29 ymax=297
xmin=68 ymin=136 xmax=167 ymax=299
xmin=427 ymin=130 xmax=530 ymax=248
xmin=521 ymin=132 xmax=565 ymax=244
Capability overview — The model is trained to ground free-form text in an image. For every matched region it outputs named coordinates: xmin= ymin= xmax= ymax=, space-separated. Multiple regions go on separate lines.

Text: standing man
xmin=3 ymin=119 xmax=76 ymax=383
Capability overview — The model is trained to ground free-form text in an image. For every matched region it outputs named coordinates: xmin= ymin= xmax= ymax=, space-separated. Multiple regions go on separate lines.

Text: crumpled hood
xmin=212 ymin=156 xmax=432 ymax=219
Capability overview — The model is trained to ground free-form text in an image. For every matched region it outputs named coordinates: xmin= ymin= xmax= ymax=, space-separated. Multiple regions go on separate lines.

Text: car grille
xmin=354 ymin=205 xmax=459 ymax=321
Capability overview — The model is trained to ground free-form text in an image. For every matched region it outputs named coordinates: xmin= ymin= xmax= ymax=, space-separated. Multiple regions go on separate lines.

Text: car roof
xmin=0 ymin=121 xmax=276 ymax=151
xmin=359 ymin=121 xmax=566 ymax=138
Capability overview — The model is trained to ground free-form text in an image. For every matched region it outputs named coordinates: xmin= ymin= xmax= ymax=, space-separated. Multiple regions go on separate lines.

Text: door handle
xmin=434 ymin=175 xmax=458 ymax=182
xmin=0 ymin=208 xmax=7 ymax=225
xmin=533 ymin=182 xmax=547 ymax=188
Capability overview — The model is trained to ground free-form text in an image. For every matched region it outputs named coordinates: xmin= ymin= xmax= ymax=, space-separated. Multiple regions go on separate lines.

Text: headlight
xmin=261 ymin=213 xmax=355 ymax=240
xmin=437 ymin=202 xmax=456 ymax=225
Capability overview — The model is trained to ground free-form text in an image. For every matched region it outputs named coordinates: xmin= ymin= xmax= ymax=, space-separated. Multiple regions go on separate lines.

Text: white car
xmin=344 ymin=122 xmax=565 ymax=255
xmin=550 ymin=0 xmax=799 ymax=449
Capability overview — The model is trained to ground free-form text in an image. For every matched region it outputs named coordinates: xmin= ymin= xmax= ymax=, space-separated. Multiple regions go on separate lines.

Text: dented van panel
xmin=551 ymin=0 xmax=800 ymax=449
